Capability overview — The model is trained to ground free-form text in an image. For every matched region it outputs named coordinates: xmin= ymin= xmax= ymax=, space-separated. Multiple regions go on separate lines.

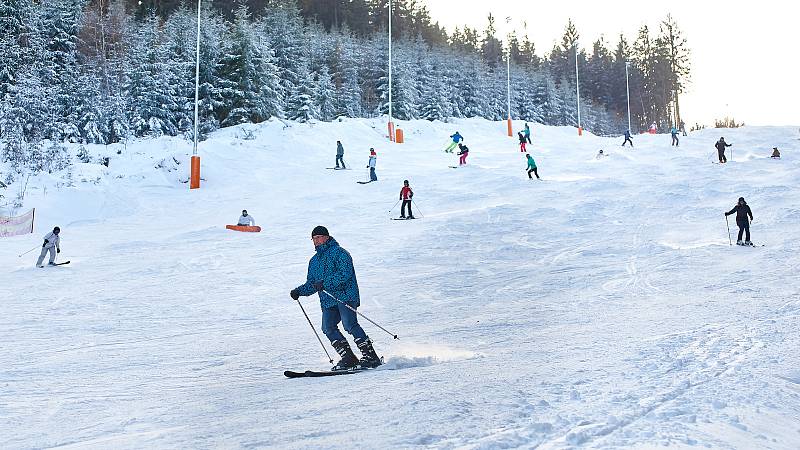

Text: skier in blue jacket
xmin=444 ymin=132 xmax=463 ymax=153
xmin=290 ymin=226 xmax=381 ymax=370
xmin=671 ymin=126 xmax=679 ymax=147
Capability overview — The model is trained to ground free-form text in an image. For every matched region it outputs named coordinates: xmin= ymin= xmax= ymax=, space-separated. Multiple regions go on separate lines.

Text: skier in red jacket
xmin=399 ymin=180 xmax=414 ymax=219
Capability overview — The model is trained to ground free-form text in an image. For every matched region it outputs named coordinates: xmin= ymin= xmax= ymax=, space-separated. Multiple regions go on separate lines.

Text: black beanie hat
xmin=311 ymin=225 xmax=329 ymax=237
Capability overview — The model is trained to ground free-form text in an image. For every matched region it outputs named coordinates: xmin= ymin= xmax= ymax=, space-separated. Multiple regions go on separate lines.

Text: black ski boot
xmin=355 ymin=338 xmax=382 ymax=368
xmin=331 ymin=340 xmax=359 ymax=371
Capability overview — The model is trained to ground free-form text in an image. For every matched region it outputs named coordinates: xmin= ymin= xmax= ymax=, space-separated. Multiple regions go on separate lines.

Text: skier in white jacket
xmin=36 ymin=226 xmax=61 ymax=267
xmin=237 ymin=210 xmax=256 ymax=226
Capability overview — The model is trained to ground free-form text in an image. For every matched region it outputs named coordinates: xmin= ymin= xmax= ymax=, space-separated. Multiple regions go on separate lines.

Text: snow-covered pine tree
xmin=315 ymin=65 xmax=337 ymax=121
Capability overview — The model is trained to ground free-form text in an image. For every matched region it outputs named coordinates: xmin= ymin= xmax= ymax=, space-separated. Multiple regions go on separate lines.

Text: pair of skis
xmin=38 ymin=261 xmax=71 ymax=268
xmin=285 ymin=357 xmax=385 ymax=378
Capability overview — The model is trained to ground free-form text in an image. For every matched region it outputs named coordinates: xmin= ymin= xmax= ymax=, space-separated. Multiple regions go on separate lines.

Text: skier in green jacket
xmin=526 ymin=154 xmax=540 ymax=180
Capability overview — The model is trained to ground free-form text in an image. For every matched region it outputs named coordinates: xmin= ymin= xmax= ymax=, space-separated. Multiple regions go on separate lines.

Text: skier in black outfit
xmin=725 ymin=197 xmax=754 ymax=246
xmin=622 ymin=130 xmax=633 ymax=147
xmin=715 ymin=137 xmax=732 ymax=163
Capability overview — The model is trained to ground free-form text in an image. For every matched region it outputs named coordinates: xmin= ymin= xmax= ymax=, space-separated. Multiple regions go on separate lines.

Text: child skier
xmin=36 ymin=226 xmax=61 ymax=267
xmin=526 ymin=154 xmax=540 ymax=180
xmin=725 ymin=197 xmax=754 ymax=246
xmin=457 ymin=143 xmax=469 ymax=165
xmin=399 ymin=180 xmax=414 ymax=219
xmin=671 ymin=126 xmax=679 ymax=146
xmin=622 ymin=129 xmax=633 ymax=147
xmin=367 ymin=149 xmax=377 ymax=181
xmin=518 ymin=132 xmax=527 ymax=152
xmin=444 ymin=132 xmax=463 ymax=153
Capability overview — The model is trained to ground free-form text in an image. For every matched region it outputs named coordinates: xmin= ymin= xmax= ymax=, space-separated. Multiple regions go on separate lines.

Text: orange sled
xmin=226 ymin=225 xmax=262 ymax=232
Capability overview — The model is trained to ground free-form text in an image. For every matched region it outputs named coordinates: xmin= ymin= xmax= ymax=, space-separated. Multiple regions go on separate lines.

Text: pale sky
xmin=425 ymin=1 xmax=800 ymax=126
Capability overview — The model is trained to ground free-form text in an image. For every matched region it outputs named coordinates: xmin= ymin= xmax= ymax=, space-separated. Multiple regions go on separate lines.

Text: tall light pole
xmin=575 ymin=43 xmax=582 ymax=136
xmin=505 ymin=17 xmax=512 ymax=137
xmin=190 ymin=0 xmax=201 ymax=189
xmin=625 ymin=61 xmax=632 ymax=133
xmin=387 ymin=0 xmax=394 ymax=142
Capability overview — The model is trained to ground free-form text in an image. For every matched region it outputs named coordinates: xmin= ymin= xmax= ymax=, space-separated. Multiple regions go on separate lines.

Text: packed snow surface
xmin=2 ymin=118 xmax=799 ymax=449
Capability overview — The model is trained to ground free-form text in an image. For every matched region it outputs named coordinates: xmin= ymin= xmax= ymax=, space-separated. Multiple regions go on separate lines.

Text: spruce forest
xmin=0 ymin=0 xmax=690 ymax=174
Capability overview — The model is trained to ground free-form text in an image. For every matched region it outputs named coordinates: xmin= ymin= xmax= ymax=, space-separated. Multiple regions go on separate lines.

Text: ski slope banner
xmin=0 ymin=208 xmax=35 ymax=237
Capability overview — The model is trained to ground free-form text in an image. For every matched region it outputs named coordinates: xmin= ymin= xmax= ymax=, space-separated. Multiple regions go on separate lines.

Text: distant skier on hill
xmin=715 ymin=137 xmax=732 ymax=163
xmin=457 ymin=143 xmax=469 ymax=165
xmin=367 ymin=148 xmax=377 ymax=181
xmin=290 ymin=226 xmax=382 ymax=371
xmin=526 ymin=154 xmax=540 ymax=180
xmin=518 ymin=131 xmax=527 ymax=152
xmin=335 ymin=141 xmax=346 ymax=169
xmin=523 ymin=123 xmax=532 ymax=144
xmin=771 ymin=147 xmax=781 ymax=158
xmin=680 ymin=120 xmax=687 ymax=136
xmin=725 ymin=197 xmax=754 ymax=246
xmin=622 ymin=129 xmax=633 ymax=147
xmin=237 ymin=210 xmax=255 ymax=226
xmin=671 ymin=126 xmax=680 ymax=147
xmin=36 ymin=226 xmax=61 ymax=267
xmin=399 ymin=180 xmax=414 ymax=219
xmin=444 ymin=132 xmax=463 ymax=153
xmin=596 ymin=149 xmax=607 ymax=159
xmin=649 ymin=122 xmax=657 ymax=134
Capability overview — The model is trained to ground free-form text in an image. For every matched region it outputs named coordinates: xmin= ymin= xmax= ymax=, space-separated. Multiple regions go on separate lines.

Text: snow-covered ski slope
xmin=2 ymin=118 xmax=799 ymax=449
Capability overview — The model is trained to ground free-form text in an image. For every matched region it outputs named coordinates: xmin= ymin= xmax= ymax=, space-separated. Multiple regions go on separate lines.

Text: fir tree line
xmin=0 ymin=0 xmax=691 ymax=174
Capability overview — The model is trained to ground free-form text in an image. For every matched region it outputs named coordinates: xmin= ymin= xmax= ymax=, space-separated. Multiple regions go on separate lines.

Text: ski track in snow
xmin=1 ymin=118 xmax=800 ymax=449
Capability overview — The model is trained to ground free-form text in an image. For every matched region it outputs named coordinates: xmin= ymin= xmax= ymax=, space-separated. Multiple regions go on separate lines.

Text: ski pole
xmin=322 ymin=290 xmax=399 ymax=340
xmin=725 ymin=215 xmax=732 ymax=246
xmin=295 ymin=299 xmax=334 ymax=364
xmin=18 ymin=245 xmax=39 ymax=257
xmin=388 ymin=200 xmax=400 ymax=214
xmin=412 ymin=199 xmax=425 ymax=218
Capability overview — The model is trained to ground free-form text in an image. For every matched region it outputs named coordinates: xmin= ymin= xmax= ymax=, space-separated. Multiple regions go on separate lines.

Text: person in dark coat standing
xmin=335 ymin=141 xmax=346 ymax=169
xmin=290 ymin=226 xmax=381 ymax=370
xmin=725 ymin=197 xmax=754 ymax=246
xmin=715 ymin=137 xmax=732 ymax=163
xmin=622 ymin=129 xmax=634 ymax=147
xmin=523 ymin=123 xmax=532 ymax=144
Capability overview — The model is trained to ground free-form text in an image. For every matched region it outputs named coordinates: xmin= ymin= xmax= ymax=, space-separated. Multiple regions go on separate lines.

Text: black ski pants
xmin=718 ymin=149 xmax=727 ymax=163
xmin=672 ymin=135 xmax=679 ymax=146
xmin=336 ymin=155 xmax=345 ymax=168
xmin=401 ymin=200 xmax=413 ymax=217
xmin=527 ymin=167 xmax=539 ymax=179
xmin=622 ymin=137 xmax=633 ymax=147
xmin=737 ymin=218 xmax=750 ymax=242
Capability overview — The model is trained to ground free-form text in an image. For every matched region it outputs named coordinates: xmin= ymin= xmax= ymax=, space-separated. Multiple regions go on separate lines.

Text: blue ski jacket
xmin=296 ymin=237 xmax=360 ymax=309
xmin=450 ymin=132 xmax=463 ymax=143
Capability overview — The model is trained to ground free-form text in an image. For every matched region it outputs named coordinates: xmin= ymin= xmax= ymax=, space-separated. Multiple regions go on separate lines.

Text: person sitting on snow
xmin=238 ymin=210 xmax=256 ymax=226
xmin=596 ymin=149 xmax=608 ymax=159
xmin=771 ymin=147 xmax=781 ymax=159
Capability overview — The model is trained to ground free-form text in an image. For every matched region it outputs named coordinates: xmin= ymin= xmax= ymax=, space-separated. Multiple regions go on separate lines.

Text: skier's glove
xmin=313 ymin=281 xmax=324 ymax=292
xmin=290 ymin=289 xmax=300 ymax=301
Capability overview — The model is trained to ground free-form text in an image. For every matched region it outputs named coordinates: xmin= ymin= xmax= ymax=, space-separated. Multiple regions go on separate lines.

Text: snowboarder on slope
xmin=399 ymin=180 xmax=414 ymax=219
xmin=335 ymin=141 xmax=346 ymax=169
xmin=715 ymin=137 xmax=732 ymax=163
xmin=622 ymin=129 xmax=634 ymax=147
xmin=36 ymin=226 xmax=61 ymax=267
xmin=518 ymin=131 xmax=527 ymax=152
xmin=771 ymin=147 xmax=781 ymax=159
xmin=445 ymin=132 xmax=463 ymax=153
xmin=290 ymin=226 xmax=381 ymax=370
xmin=237 ymin=210 xmax=255 ymax=226
xmin=526 ymin=154 xmax=540 ymax=180
xmin=523 ymin=123 xmax=532 ymax=144
xmin=725 ymin=197 xmax=754 ymax=246
xmin=671 ymin=126 xmax=680 ymax=146
xmin=457 ymin=143 xmax=469 ymax=165
xmin=367 ymin=149 xmax=378 ymax=181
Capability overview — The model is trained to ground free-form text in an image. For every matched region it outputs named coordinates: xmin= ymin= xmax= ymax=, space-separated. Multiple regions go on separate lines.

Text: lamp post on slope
xmin=625 ymin=61 xmax=632 ymax=133
xmin=387 ymin=0 xmax=395 ymax=142
xmin=190 ymin=0 xmax=201 ymax=189
xmin=505 ymin=17 xmax=512 ymax=137
xmin=575 ymin=43 xmax=582 ymax=136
